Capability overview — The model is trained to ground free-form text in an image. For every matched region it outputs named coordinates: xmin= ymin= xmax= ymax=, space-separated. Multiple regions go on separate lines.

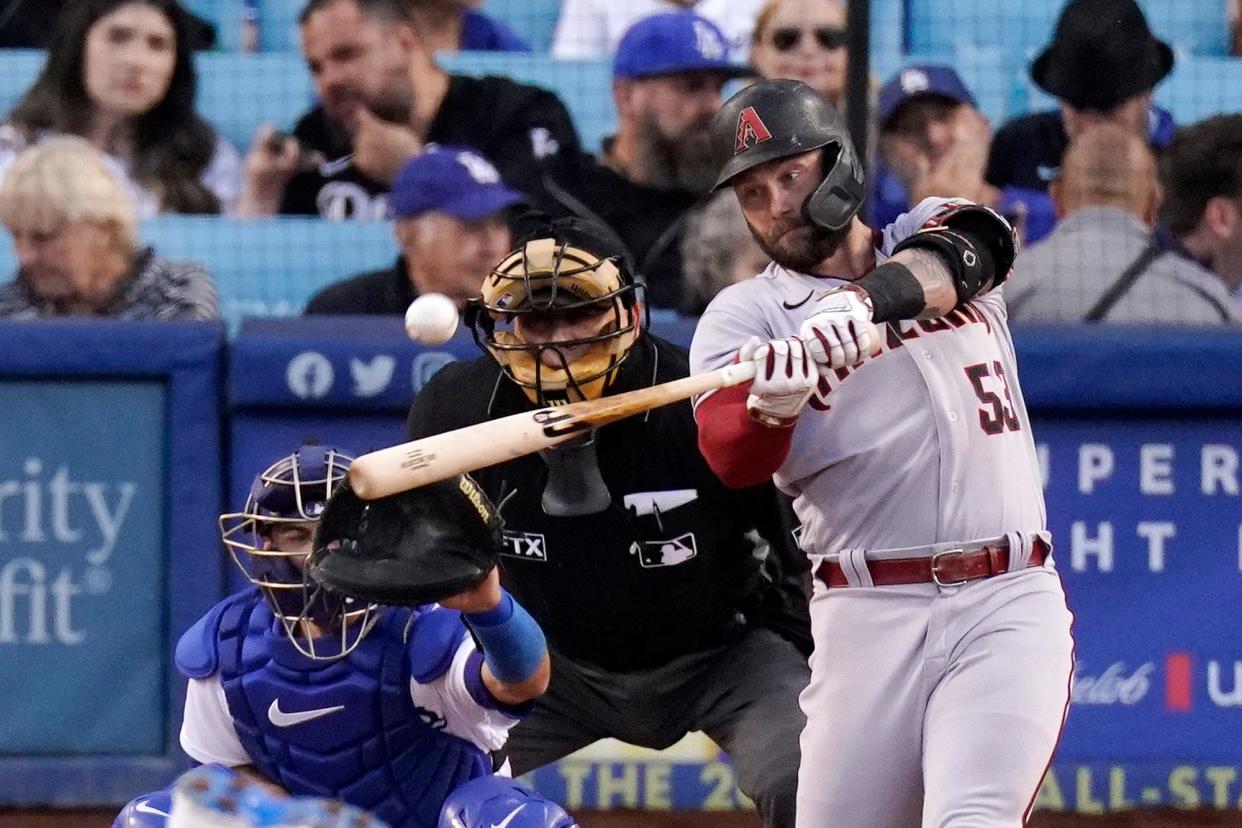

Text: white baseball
xmin=404 ymin=293 xmax=459 ymax=345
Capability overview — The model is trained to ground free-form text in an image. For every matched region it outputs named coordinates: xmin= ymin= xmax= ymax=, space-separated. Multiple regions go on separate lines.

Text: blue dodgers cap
xmin=613 ymin=10 xmax=754 ymax=81
xmin=877 ymin=64 xmax=977 ymax=129
xmin=390 ymin=146 xmax=525 ymax=220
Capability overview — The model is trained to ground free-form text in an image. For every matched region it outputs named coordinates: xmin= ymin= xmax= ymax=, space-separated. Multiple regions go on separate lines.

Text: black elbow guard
xmin=892 ymin=205 xmax=1017 ymax=303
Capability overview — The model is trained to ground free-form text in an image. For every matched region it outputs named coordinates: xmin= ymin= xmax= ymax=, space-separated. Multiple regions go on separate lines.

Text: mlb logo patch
xmin=502 ymin=531 xmax=547 ymax=562
xmin=637 ymin=533 xmax=698 ymax=568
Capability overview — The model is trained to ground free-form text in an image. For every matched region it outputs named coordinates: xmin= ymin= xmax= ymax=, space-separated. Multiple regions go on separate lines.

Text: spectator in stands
xmin=1161 ymin=114 xmax=1242 ymax=306
xmin=238 ymin=0 xmax=579 ymax=220
xmin=0 ymin=137 xmax=219 ymax=321
xmin=305 ymin=147 xmax=520 ymax=314
xmin=1007 ymin=124 xmax=1235 ymax=324
xmin=748 ymin=0 xmax=848 ymax=112
xmin=545 ymin=10 xmax=753 ymax=310
xmin=0 ymin=0 xmax=240 ymax=217
xmin=409 ymin=0 xmax=530 ymax=53
xmin=552 ymin=0 xmax=765 ymax=60
xmin=870 ymin=64 xmax=999 ymax=230
xmin=681 ymin=190 xmax=768 ymax=315
xmin=986 ymin=0 xmax=1176 ymax=244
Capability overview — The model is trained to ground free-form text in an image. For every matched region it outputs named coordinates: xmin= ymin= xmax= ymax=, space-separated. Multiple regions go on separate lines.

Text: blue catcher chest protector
xmin=176 ymin=591 xmax=495 ymax=828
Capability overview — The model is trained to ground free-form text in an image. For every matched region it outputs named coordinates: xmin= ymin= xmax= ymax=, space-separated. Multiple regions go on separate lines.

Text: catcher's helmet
xmin=710 ymin=78 xmax=866 ymax=231
xmin=309 ymin=474 xmax=504 ymax=607
xmin=219 ymin=444 xmax=378 ymax=660
xmin=467 ymin=215 xmax=642 ymax=405
xmin=439 ymin=776 xmax=578 ymax=828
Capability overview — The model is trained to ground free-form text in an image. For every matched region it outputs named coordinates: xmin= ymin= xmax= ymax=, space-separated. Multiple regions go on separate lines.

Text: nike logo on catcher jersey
xmin=782 ymin=291 xmax=814 ymax=310
xmin=491 ymin=805 xmax=527 ymax=828
xmin=267 ymin=698 xmax=345 ymax=727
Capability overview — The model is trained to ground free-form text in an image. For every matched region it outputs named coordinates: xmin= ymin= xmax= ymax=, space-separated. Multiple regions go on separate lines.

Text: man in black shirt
xmin=305 ymin=146 xmax=521 ymax=314
xmin=236 ymin=0 xmax=580 ymax=220
xmin=984 ymin=0 xmax=1176 ymax=244
xmin=405 ymin=217 xmax=810 ymax=827
xmin=545 ymin=11 xmax=754 ymax=311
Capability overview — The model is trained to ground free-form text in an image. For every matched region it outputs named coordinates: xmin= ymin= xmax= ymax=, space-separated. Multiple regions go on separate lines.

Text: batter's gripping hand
xmin=799 ymin=286 xmax=882 ymax=371
xmin=740 ymin=336 xmax=818 ymax=428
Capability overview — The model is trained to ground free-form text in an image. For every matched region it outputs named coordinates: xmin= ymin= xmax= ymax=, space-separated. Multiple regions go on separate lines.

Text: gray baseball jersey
xmin=691 ymin=198 xmax=1046 ymax=556
xmin=689 ymin=197 xmax=1074 ymax=827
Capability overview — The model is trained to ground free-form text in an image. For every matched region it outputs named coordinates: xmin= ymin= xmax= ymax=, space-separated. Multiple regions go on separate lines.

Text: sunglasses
xmin=770 ymin=26 xmax=848 ymax=52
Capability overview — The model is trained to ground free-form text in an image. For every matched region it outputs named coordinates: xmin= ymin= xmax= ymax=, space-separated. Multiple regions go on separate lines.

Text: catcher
xmin=113 ymin=443 xmax=575 ymax=828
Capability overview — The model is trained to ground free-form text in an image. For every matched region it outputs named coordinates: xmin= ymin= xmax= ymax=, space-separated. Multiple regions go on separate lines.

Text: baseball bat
xmin=348 ymin=360 xmax=758 ymax=500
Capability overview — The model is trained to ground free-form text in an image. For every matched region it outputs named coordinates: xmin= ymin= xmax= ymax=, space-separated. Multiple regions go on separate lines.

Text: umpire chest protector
xmin=176 ymin=591 xmax=492 ymax=828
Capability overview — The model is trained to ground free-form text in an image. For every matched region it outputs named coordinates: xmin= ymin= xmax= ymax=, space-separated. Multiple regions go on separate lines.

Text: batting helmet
xmin=710 ymin=78 xmax=866 ymax=231
xmin=309 ymin=474 xmax=504 ymax=607
xmin=467 ymin=215 xmax=642 ymax=406
xmin=219 ymin=443 xmax=377 ymax=660
xmin=439 ymin=776 xmax=578 ymax=828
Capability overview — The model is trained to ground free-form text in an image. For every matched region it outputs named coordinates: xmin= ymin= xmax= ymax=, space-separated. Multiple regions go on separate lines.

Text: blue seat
xmin=481 ymin=0 xmax=563 ymax=53
xmin=0 ymin=217 xmax=398 ymax=333
xmin=438 ymin=51 xmax=615 ymax=151
xmin=907 ymin=0 xmax=1227 ymax=59
xmin=1154 ymin=55 xmax=1242 ymax=123
xmin=0 ymin=50 xmax=46 ymax=119
xmin=182 ymin=0 xmax=302 ymax=52
xmin=196 ymin=52 xmax=313 ymax=149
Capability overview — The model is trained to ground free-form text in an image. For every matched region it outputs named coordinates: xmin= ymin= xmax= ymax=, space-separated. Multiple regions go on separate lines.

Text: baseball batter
xmin=690 ymin=79 xmax=1075 ymax=827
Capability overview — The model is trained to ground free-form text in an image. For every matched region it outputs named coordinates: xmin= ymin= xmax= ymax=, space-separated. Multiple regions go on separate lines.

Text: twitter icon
xmin=350 ymin=355 xmax=396 ymax=397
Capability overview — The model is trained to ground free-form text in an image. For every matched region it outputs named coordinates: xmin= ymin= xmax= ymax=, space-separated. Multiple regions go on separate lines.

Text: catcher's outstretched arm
xmin=444 ymin=569 xmax=550 ymax=705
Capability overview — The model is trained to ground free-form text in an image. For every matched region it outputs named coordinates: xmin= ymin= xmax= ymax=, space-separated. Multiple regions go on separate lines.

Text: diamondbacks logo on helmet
xmin=735 ymin=106 xmax=773 ymax=154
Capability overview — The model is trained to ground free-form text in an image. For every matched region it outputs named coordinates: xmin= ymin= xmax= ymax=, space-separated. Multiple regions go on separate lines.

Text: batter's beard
xmin=749 ymin=217 xmax=850 ymax=272
xmin=635 ymin=116 xmax=718 ymax=194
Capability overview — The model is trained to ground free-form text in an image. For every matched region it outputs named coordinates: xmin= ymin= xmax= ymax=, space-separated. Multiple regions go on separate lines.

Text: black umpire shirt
xmin=281 ymin=74 xmax=582 ymax=219
xmin=405 ymin=334 xmax=811 ymax=671
xmin=544 ymin=144 xmax=701 ymax=312
xmin=304 ymin=257 xmax=415 ymax=315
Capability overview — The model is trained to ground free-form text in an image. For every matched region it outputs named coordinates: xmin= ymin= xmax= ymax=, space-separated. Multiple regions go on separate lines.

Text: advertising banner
xmin=0 ymin=381 xmax=166 ymax=754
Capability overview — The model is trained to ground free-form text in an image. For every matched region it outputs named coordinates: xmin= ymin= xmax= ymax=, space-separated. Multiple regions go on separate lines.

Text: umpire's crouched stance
xmin=405 ymin=215 xmax=812 ymax=826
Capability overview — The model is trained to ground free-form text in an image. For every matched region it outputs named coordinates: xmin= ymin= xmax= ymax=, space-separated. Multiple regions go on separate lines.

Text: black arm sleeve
xmin=891 ymin=203 xmax=1017 ymax=304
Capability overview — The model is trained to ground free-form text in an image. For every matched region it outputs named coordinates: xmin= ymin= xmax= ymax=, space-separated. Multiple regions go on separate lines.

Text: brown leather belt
xmin=815 ymin=537 xmax=1050 ymax=588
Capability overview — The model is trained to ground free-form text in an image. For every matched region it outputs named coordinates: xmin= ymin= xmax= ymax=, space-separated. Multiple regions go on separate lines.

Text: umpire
xmin=405 ymin=215 xmax=810 ymax=826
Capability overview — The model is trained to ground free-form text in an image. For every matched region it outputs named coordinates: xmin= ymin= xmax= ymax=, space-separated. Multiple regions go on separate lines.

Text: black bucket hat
xmin=1030 ymin=0 xmax=1173 ymax=111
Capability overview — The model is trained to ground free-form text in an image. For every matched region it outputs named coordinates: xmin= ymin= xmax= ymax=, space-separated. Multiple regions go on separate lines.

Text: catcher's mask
xmin=219 ymin=444 xmax=379 ymax=661
xmin=466 ymin=217 xmax=643 ymax=405
xmin=309 ymin=474 xmax=505 ymax=608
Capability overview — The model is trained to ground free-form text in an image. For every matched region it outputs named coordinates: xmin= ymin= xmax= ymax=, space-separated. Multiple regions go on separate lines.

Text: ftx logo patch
xmin=502 ymin=531 xmax=547 ymax=562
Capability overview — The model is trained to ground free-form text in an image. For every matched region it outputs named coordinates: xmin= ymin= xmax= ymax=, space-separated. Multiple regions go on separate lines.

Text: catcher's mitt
xmin=308 ymin=474 xmax=503 ymax=606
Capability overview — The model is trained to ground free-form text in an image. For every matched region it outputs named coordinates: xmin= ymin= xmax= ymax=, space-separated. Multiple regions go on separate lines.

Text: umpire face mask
xmin=469 ymin=237 xmax=642 ymax=406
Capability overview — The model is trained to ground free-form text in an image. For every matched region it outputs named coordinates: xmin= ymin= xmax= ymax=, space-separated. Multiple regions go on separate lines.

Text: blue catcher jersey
xmin=176 ymin=590 xmax=528 ymax=828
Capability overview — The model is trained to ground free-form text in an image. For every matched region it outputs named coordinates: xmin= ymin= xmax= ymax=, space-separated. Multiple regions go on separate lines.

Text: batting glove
xmin=740 ymin=336 xmax=818 ymax=428
xmin=799 ymin=286 xmax=881 ymax=372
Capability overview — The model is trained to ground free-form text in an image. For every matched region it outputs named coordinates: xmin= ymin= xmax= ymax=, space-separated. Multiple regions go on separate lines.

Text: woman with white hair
xmin=0 ymin=136 xmax=218 ymax=320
